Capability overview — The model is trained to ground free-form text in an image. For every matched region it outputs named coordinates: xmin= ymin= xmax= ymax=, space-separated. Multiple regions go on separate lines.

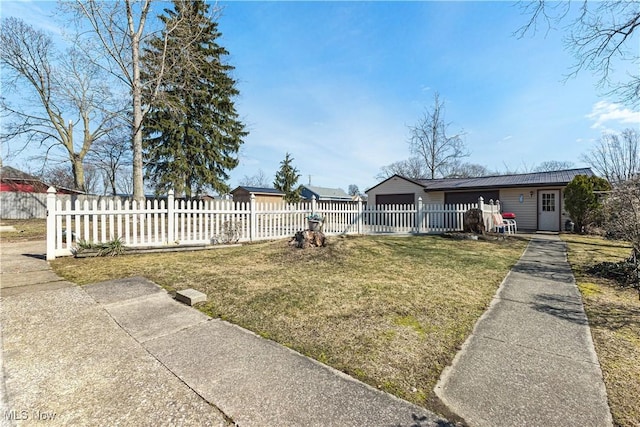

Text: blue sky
xmin=2 ymin=1 xmax=639 ymax=193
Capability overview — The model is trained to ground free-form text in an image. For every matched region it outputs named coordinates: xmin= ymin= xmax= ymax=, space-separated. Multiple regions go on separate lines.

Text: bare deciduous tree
xmin=582 ymin=128 xmax=639 ymax=183
xmin=533 ymin=160 xmax=575 ymax=172
xmin=0 ymin=17 xmax=120 ymax=192
xmin=442 ymin=161 xmax=493 ymax=178
xmin=238 ymin=169 xmax=271 ymax=188
xmin=86 ymin=128 xmax=133 ymax=195
xmin=604 ymin=177 xmax=640 ymax=296
xmin=64 ymin=0 xmax=152 ymax=200
xmin=66 ymin=0 xmax=211 ymax=200
xmin=42 ymin=163 xmax=100 ymax=193
xmin=517 ymin=1 xmax=640 ymax=107
xmin=376 ymin=157 xmax=427 ymax=181
xmin=409 ymin=92 xmax=468 ymax=179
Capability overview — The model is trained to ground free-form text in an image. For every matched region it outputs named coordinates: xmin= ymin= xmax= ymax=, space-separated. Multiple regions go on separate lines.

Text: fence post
xmin=311 ymin=195 xmax=317 ymax=214
xmin=46 ymin=187 xmax=57 ymax=261
xmin=416 ymin=197 xmax=423 ymax=234
xmin=357 ymin=200 xmax=364 ymax=234
xmin=167 ymin=190 xmax=175 ymax=244
xmin=250 ymin=193 xmax=256 ymax=242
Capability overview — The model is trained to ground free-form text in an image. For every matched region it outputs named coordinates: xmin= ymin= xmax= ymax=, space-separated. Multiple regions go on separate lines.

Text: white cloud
xmin=586 ymin=101 xmax=640 ymax=129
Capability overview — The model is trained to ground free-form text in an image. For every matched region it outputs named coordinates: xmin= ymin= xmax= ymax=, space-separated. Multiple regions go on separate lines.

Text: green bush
xmin=564 ymin=175 xmax=611 ymax=233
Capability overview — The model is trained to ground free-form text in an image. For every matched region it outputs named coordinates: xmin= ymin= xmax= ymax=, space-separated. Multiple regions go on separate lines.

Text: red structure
xmin=0 ymin=166 xmax=83 ymax=194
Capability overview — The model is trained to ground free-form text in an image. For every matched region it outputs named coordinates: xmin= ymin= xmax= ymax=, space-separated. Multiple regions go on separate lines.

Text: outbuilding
xmin=365 ymin=168 xmax=595 ymax=232
xmin=1 ymin=165 xmax=83 ymax=195
xmin=300 ymin=185 xmax=352 ymax=202
xmin=230 ymin=186 xmax=285 ymax=204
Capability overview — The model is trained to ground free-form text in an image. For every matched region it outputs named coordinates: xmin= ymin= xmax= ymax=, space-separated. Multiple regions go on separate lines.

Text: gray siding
xmin=1 ymin=192 xmax=47 ymax=219
xmin=498 ymin=188 xmax=538 ymax=231
xmin=0 ymin=192 xmax=136 ymax=219
xmin=424 ymin=191 xmax=444 ymax=204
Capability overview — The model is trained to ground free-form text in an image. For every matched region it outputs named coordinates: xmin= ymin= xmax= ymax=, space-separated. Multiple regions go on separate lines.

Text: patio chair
xmin=501 ymin=212 xmax=517 ymax=233
xmin=491 ymin=213 xmax=517 ymax=234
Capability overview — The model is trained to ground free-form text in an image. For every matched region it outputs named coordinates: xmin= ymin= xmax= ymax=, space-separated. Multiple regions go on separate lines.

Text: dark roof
xmin=231 ymin=186 xmax=284 ymax=195
xmin=301 ymin=185 xmax=351 ymax=200
xmin=419 ymin=168 xmax=594 ymax=191
xmin=0 ymin=166 xmax=42 ymax=182
xmin=365 ymin=168 xmax=596 ymax=193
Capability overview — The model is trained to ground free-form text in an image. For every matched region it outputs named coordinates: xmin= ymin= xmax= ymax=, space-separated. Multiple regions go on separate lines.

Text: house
xmin=300 ymin=185 xmax=352 ymax=202
xmin=230 ymin=186 xmax=285 ymax=204
xmin=365 ymin=168 xmax=595 ymax=232
xmin=0 ymin=165 xmax=83 ymax=195
xmin=1 ymin=165 xmax=86 ymax=219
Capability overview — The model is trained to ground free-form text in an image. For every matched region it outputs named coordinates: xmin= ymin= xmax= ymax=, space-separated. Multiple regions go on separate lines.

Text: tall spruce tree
xmin=142 ymin=1 xmax=247 ymax=197
xmin=274 ymin=153 xmax=302 ymax=203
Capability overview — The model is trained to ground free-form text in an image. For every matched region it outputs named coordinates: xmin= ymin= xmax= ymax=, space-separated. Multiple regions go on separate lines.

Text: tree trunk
xmin=110 ymin=174 xmax=117 ymax=196
xmin=290 ymin=230 xmax=326 ymax=249
xmin=131 ymin=29 xmax=144 ymax=202
xmin=71 ymin=154 xmax=86 ymax=192
xmin=463 ymin=208 xmax=485 ymax=234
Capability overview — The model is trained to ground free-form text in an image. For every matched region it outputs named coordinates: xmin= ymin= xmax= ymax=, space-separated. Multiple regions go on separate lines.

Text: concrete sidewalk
xmin=1 ymin=240 xmax=449 ymax=426
xmin=435 ymin=235 xmax=613 ymax=426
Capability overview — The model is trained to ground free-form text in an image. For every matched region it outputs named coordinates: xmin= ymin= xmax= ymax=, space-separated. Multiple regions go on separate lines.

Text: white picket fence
xmin=45 ymin=187 xmax=502 ymax=260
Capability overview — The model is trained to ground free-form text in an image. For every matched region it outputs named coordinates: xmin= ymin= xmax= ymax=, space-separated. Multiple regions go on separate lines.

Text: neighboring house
xmin=230 ymin=186 xmax=285 ymax=204
xmin=0 ymin=165 xmax=83 ymax=195
xmin=1 ymin=165 xmax=85 ymax=219
xmin=300 ymin=185 xmax=352 ymax=202
xmin=365 ymin=168 xmax=595 ymax=232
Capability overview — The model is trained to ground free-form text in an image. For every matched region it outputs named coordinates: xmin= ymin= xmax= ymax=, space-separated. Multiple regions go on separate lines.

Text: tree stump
xmin=290 ymin=230 xmax=326 ymax=249
xmin=464 ymin=208 xmax=485 ymax=234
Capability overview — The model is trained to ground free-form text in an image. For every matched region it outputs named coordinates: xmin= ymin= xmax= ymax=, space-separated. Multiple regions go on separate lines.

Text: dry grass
xmin=51 ymin=234 xmax=527 ymax=414
xmin=0 ymin=219 xmax=46 ymax=242
xmin=562 ymin=234 xmax=640 ymax=427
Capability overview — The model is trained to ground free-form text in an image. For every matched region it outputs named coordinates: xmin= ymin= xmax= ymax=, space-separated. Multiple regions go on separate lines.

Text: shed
xmin=1 ymin=165 xmax=85 ymax=219
xmin=230 ymin=186 xmax=285 ymax=204
xmin=365 ymin=168 xmax=596 ymax=232
xmin=1 ymin=165 xmax=84 ymax=195
xmin=300 ymin=185 xmax=352 ymax=202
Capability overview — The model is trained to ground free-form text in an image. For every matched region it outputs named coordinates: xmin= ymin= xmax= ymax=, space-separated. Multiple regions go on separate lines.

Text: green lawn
xmin=562 ymin=234 xmax=639 ymax=427
xmin=51 ymin=234 xmax=527 ymax=415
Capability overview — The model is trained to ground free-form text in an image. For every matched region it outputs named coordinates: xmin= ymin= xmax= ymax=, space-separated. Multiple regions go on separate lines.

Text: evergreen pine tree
xmin=274 ymin=153 xmax=302 ymax=203
xmin=142 ymin=1 xmax=247 ymax=197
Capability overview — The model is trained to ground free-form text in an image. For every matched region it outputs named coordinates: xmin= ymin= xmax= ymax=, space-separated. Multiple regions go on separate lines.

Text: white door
xmin=538 ymin=190 xmax=560 ymax=231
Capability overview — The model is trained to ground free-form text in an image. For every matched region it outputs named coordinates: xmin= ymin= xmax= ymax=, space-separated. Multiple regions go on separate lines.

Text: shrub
xmin=564 ymin=175 xmax=611 ymax=232
xmin=76 ymin=237 xmax=126 ymax=257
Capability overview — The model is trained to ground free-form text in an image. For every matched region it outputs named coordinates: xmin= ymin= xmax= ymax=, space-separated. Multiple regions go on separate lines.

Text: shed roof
xmin=302 ymin=185 xmax=351 ymax=199
xmin=230 ymin=186 xmax=284 ymax=195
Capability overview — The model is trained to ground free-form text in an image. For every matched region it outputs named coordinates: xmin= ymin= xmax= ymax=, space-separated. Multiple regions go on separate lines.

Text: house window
xmin=542 ymin=193 xmax=555 ymax=212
